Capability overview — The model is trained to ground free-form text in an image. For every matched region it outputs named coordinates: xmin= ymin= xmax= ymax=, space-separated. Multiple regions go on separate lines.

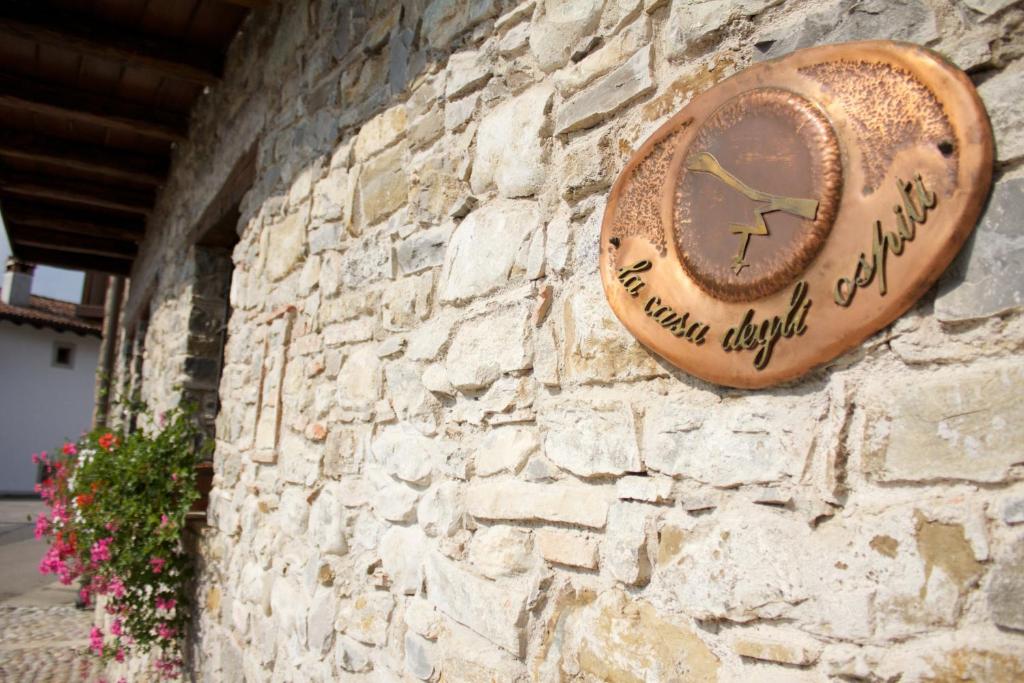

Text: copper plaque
xmin=600 ymin=41 xmax=993 ymax=388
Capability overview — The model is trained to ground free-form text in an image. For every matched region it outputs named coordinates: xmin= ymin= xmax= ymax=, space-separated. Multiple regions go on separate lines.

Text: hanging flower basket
xmin=34 ymin=407 xmax=209 ymax=680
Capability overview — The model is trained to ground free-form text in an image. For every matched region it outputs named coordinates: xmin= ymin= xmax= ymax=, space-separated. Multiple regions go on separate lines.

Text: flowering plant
xmin=35 ymin=407 xmax=208 ymax=680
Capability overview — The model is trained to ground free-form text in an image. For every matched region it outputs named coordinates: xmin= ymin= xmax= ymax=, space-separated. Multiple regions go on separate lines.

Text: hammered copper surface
xmin=673 ymin=88 xmax=842 ymax=301
xmin=601 ymin=41 xmax=993 ymax=388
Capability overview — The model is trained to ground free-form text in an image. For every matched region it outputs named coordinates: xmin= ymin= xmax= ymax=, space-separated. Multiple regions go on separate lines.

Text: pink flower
xmin=108 ymin=576 xmax=126 ymax=599
xmin=150 ymin=556 xmax=166 ymax=574
xmin=79 ymin=587 xmax=91 ymax=607
xmin=159 ymin=514 xmax=170 ymax=529
xmin=110 ymin=618 xmax=122 ymax=636
xmin=155 ymin=596 xmax=177 ymax=611
xmin=62 ymin=442 xmax=77 ymax=456
xmin=33 ymin=514 xmax=49 ymax=540
xmin=155 ymin=622 xmax=176 ymax=640
xmin=90 ymin=537 xmax=113 ymax=565
xmin=115 ymin=648 xmax=125 ymax=663
xmin=170 ymin=473 xmax=178 ymax=482
xmin=89 ymin=626 xmax=104 ymax=655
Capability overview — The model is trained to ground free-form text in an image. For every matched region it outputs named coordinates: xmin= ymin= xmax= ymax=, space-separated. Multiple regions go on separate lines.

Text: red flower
xmin=75 ymin=494 xmax=93 ymax=508
xmin=98 ymin=433 xmax=119 ymax=450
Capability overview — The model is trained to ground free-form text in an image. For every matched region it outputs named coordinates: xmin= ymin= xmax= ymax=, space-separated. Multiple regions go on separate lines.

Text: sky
xmin=0 ymin=214 xmax=85 ymax=303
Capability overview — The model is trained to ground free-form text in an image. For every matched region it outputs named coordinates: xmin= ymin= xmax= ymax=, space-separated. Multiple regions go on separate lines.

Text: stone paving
xmin=0 ymin=500 xmax=100 ymax=682
xmin=0 ymin=605 xmax=99 ymax=682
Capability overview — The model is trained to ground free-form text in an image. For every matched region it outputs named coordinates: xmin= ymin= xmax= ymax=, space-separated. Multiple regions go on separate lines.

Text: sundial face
xmin=673 ymin=88 xmax=842 ymax=301
xmin=600 ymin=41 xmax=994 ymax=388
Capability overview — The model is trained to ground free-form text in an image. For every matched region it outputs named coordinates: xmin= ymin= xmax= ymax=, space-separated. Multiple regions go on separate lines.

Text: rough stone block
xmin=354 ymin=105 xmax=408 ymax=162
xmin=405 ymin=631 xmax=437 ymax=680
xmin=444 ymin=93 xmax=479 ymax=132
xmin=440 ymin=200 xmax=539 ymax=302
xmin=602 ymin=502 xmax=652 ymax=585
xmin=652 ymin=500 xmax=811 ymax=622
xmin=665 ymin=0 xmax=781 ymax=60
xmin=445 ymin=307 xmax=532 ymax=392
xmin=561 ymin=278 xmax=666 ymax=383
xmin=935 ymin=175 xmax=1024 ymax=321
xmin=410 ymin=169 xmax=464 ymax=222
xmin=382 ymin=272 xmax=433 ymax=331
xmin=475 ymin=427 xmax=540 ymax=477
xmin=466 ymin=480 xmax=610 ymax=528
xmin=417 ymin=480 xmax=465 ymax=537
xmin=538 ymin=590 xmax=719 ymax=681
xmin=529 ymin=0 xmax=604 ymax=72
xmin=616 ymin=475 xmax=673 ymax=503
xmin=338 ymin=234 xmax=394 ymax=290
xmin=380 ymin=525 xmax=427 ymax=594
xmin=357 ymin=143 xmax=409 ymax=226
xmin=752 ymin=0 xmax=937 ymax=63
xmin=336 ymin=347 xmax=382 ymax=409
xmin=445 ymin=49 xmax=493 ymax=100
xmin=469 ymin=525 xmax=535 ymax=578
xmin=1003 ymin=496 xmax=1024 ymax=525
xmin=541 ymin=400 xmax=641 ymax=477
xmin=338 ymin=592 xmax=394 ymax=646
xmin=471 ymin=83 xmax=553 ymax=197
xmin=422 ymin=0 xmax=500 ymax=49
xmin=323 ymin=318 xmax=374 ymax=346
xmin=372 ymin=477 xmax=420 ymax=523
xmin=988 ymin=539 xmax=1024 ymax=631
xmin=535 ymin=529 xmax=599 ymax=569
xmin=424 ymin=550 xmax=528 ymax=654
xmin=371 ymin=423 xmax=441 ymax=484
xmin=309 ymin=483 xmax=348 ymax=556
xmin=554 ymin=20 xmax=650 ymax=96
xmin=408 ymin=109 xmax=445 ymax=149
xmin=397 ymin=224 xmax=452 ymax=275
xmin=265 ymin=212 xmax=307 ymax=281
xmin=643 ymin=394 xmax=818 ymax=487
xmin=731 ymin=627 xmax=822 ymax=666
xmin=555 ymin=45 xmax=654 ymax=135
xmin=863 ymin=362 xmax=1024 ymax=483
xmin=979 ymin=60 xmax=1024 ymax=163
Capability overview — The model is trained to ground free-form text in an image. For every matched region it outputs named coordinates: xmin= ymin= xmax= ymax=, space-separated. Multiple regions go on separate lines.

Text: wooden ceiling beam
xmin=0 ymin=172 xmax=154 ymax=214
xmin=12 ymin=244 xmax=132 ymax=275
xmin=0 ymin=200 xmax=146 ymax=243
xmin=213 ymin=0 xmax=268 ymax=8
xmin=0 ymin=74 xmax=187 ymax=142
xmin=0 ymin=2 xmax=222 ymax=86
xmin=9 ymin=225 xmax=137 ymax=260
xmin=0 ymin=130 xmax=168 ymax=186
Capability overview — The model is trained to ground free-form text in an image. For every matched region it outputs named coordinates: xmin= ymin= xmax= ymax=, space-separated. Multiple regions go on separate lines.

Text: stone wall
xmin=116 ymin=0 xmax=1024 ymax=680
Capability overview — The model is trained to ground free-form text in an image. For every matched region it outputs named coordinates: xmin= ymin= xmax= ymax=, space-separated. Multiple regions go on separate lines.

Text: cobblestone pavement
xmin=1 ymin=500 xmax=100 ymax=682
xmin=0 ymin=605 xmax=99 ymax=682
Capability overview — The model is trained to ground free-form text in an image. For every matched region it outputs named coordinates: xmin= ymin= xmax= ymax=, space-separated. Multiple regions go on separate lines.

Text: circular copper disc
xmin=599 ymin=41 xmax=994 ymax=389
xmin=672 ymin=88 xmax=842 ymax=301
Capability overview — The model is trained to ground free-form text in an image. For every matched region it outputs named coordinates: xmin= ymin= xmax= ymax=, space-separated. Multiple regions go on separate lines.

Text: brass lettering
xmin=834 ymin=173 xmax=935 ymax=306
xmin=622 ymin=260 xmax=709 ymax=345
xmin=914 ymin=173 xmax=936 ymax=209
xmin=721 ymin=282 xmax=811 ymax=370
xmin=893 ymin=205 xmax=914 ymax=241
xmin=617 ymin=260 xmax=652 ymax=297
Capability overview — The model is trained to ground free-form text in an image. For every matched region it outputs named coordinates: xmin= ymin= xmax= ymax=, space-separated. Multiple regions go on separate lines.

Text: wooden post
xmin=92 ymin=275 xmax=124 ymax=429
